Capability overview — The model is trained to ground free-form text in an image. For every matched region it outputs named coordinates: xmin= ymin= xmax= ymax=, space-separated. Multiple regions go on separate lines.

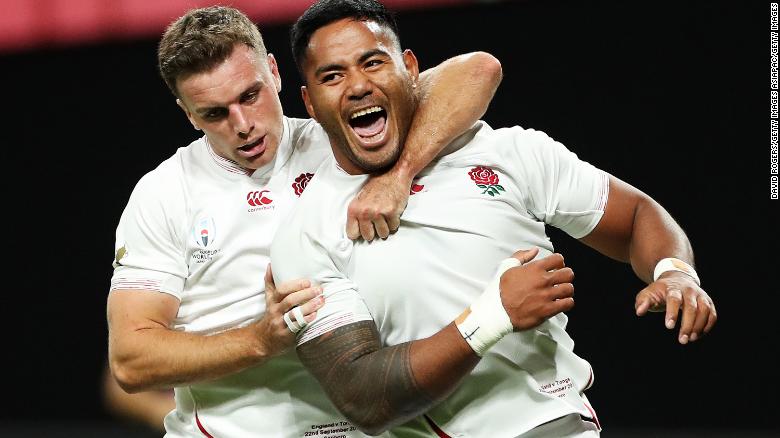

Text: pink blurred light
xmin=0 ymin=0 xmax=470 ymax=53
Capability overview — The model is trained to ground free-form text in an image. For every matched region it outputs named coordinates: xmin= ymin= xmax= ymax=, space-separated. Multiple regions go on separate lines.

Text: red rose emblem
xmin=410 ymin=183 xmax=424 ymax=195
xmin=292 ymin=172 xmax=314 ymax=196
xmin=469 ymin=166 xmax=499 ymax=185
xmin=468 ymin=166 xmax=505 ymax=197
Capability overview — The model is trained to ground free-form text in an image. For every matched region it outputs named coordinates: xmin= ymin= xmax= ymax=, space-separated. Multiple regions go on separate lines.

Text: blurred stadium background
xmin=0 ymin=0 xmax=773 ymax=437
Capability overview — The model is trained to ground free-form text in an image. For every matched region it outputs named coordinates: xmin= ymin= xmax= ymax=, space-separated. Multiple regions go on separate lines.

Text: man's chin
xmin=353 ymin=148 xmax=401 ymax=174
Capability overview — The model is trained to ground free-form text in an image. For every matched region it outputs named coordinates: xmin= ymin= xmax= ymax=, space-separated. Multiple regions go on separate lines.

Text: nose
xmin=229 ymin=104 xmax=253 ymax=139
xmin=346 ymin=70 xmax=373 ymax=101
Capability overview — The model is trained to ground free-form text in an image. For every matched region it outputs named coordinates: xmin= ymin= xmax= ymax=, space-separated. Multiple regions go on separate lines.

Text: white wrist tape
xmin=653 ymin=257 xmax=700 ymax=286
xmin=456 ymin=258 xmax=520 ymax=356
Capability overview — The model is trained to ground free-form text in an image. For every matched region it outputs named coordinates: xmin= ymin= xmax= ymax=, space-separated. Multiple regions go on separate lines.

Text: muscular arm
xmin=400 ymin=51 xmax=502 ymax=181
xmin=107 ymin=270 xmax=323 ymax=393
xmin=579 ymin=175 xmax=693 ymax=280
xmin=347 ymin=52 xmax=502 ymax=240
xmin=298 ymin=321 xmax=475 ymax=435
xmin=296 ymin=251 xmax=572 ymax=435
xmin=579 ymin=175 xmax=717 ymax=343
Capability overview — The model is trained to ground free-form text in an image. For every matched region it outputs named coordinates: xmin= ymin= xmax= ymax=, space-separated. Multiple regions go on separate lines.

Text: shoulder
xmin=275 ymin=160 xmax=362 ymax=245
xmin=286 ymin=117 xmax=331 ymax=154
xmin=477 ymin=123 xmax=565 ymax=155
xmin=125 ymin=140 xmax=199 ymax=211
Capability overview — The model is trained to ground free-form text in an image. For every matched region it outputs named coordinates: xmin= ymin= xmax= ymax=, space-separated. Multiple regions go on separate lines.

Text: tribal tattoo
xmin=296 ymin=321 xmax=433 ymax=434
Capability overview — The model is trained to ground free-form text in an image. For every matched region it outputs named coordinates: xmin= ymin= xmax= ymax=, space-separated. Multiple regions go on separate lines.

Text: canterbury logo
xmin=247 ymin=190 xmax=273 ymax=206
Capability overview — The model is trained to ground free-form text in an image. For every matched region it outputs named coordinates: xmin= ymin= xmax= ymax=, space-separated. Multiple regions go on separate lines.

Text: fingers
xmin=545 ymin=296 xmax=575 ymax=316
xmin=548 ymin=267 xmax=574 ymax=285
xmin=634 ymin=285 xmax=664 ymax=316
xmin=510 ymin=247 xmax=540 ymax=264
xmin=676 ymin=290 xmax=699 ymax=344
xmin=346 ymin=215 xmax=360 ymax=240
xmin=685 ymin=292 xmax=717 ymax=343
xmin=640 ymin=279 xmax=717 ymax=345
xmin=689 ymin=295 xmax=711 ymax=342
xmin=281 ymin=285 xmax=324 ymax=314
xmin=703 ymin=297 xmax=717 ymax=334
xmin=358 ymin=217 xmax=376 ymax=242
xmin=635 ymin=296 xmax=650 ymax=316
xmin=346 ymin=172 xmax=409 ymax=241
xmin=664 ymin=287 xmax=683 ymax=330
xmin=274 ymin=277 xmax=312 ymax=297
xmin=387 ymin=214 xmax=401 ymax=235
xmin=295 ymin=294 xmax=326 ymax=323
xmin=531 ymin=253 xmax=566 ymax=271
xmin=372 ymin=217 xmax=390 ymax=240
xmin=264 ymin=264 xmax=274 ymax=290
xmin=549 ymin=282 xmax=574 ymax=300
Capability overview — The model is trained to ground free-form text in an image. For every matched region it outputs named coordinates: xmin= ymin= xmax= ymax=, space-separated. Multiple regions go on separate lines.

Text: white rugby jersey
xmin=110 ymin=117 xmax=379 ymax=438
xmin=271 ymin=122 xmax=609 ymax=438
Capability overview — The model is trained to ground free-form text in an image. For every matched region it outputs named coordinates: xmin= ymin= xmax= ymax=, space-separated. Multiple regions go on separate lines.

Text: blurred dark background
xmin=0 ymin=0 xmax=774 ymax=436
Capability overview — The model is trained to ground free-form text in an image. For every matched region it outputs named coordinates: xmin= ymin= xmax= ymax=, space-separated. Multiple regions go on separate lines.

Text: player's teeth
xmin=350 ymin=106 xmax=382 ymax=120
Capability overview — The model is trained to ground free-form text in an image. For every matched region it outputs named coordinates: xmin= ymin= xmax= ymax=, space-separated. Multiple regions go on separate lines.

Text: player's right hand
xmin=254 ymin=265 xmax=325 ymax=357
xmin=499 ymin=249 xmax=575 ymax=331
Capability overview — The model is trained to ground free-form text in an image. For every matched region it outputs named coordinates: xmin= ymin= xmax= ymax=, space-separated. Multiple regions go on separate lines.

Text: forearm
xmin=393 ymin=52 xmax=502 ymax=181
xmin=109 ymin=323 xmax=270 ymax=393
xmin=627 ymin=197 xmax=694 ymax=283
xmin=581 ymin=176 xmax=695 ymax=283
xmin=297 ymin=321 xmax=478 ymax=435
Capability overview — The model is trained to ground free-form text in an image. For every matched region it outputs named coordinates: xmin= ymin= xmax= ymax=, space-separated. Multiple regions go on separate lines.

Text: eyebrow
xmin=313 ymin=48 xmax=390 ymax=77
xmin=194 ymin=81 xmax=261 ymax=115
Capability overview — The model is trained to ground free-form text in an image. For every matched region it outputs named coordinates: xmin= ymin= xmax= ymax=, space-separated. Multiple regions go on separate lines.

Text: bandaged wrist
xmin=653 ymin=257 xmax=700 ymax=286
xmin=456 ymin=258 xmax=520 ymax=356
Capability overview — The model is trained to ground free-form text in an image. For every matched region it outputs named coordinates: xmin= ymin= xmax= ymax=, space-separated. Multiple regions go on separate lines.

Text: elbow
xmin=336 ymin=402 xmax=392 ymax=436
xmin=361 ymin=425 xmax=390 ymax=436
xmin=346 ymin=416 xmax=390 ymax=436
xmin=469 ymin=51 xmax=503 ymax=89
xmin=109 ymin=359 xmax=150 ymax=394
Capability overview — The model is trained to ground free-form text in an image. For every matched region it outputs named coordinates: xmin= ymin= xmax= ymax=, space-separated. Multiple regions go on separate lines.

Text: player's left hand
xmin=346 ymin=170 xmax=411 ymax=241
xmin=635 ymin=271 xmax=717 ymax=345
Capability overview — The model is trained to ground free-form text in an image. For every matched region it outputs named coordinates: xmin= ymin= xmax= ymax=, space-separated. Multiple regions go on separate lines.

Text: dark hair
xmin=290 ymin=0 xmax=400 ymax=78
xmin=158 ymin=6 xmax=267 ymax=97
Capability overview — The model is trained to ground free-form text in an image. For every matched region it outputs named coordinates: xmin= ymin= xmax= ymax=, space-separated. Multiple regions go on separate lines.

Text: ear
xmin=177 ymin=98 xmax=201 ymax=131
xmin=267 ymin=53 xmax=282 ymax=93
xmin=402 ymin=49 xmax=420 ymax=87
xmin=301 ymin=86 xmax=317 ymax=120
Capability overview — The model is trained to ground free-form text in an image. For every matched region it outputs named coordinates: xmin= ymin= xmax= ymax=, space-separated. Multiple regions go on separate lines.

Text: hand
xmin=346 ymin=171 xmax=412 ymax=241
xmin=635 ymin=272 xmax=717 ymax=344
xmin=499 ymin=248 xmax=576 ymax=331
xmin=254 ymin=265 xmax=325 ymax=356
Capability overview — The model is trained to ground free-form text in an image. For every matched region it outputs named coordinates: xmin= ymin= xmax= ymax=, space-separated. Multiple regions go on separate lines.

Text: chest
xmin=348 ymin=164 xmax=554 ymax=343
xmin=183 ymin=155 xmax=324 ymax=276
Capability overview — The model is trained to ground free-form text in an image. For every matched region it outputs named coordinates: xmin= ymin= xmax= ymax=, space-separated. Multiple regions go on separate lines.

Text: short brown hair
xmin=158 ymin=6 xmax=267 ymax=96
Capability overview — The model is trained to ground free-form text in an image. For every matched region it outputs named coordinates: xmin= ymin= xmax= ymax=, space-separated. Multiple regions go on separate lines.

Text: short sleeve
xmin=503 ymin=128 xmax=609 ymax=239
xmin=110 ymin=169 xmax=187 ymax=298
xmin=270 ymin=178 xmax=373 ymax=346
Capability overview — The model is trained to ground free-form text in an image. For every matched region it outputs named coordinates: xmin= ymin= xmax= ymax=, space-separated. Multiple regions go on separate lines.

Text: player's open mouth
xmin=237 ymin=136 xmax=266 ymax=158
xmin=348 ymin=105 xmax=387 ymax=148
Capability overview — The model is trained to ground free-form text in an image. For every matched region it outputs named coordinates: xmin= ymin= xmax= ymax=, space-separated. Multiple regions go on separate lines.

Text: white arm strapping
xmin=456 ymin=258 xmax=521 ymax=356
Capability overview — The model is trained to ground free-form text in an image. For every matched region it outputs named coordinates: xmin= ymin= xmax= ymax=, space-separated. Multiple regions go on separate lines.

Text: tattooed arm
xmin=297 ymin=321 xmax=475 ymax=434
xmin=296 ymin=251 xmax=573 ymax=435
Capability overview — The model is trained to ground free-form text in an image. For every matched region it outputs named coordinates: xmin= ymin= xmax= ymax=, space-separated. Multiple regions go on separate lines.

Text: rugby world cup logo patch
xmin=193 ymin=217 xmax=217 ymax=249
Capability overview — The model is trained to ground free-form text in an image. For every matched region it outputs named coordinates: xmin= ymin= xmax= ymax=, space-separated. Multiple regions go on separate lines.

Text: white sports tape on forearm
xmin=456 ymin=258 xmax=521 ymax=356
xmin=653 ymin=257 xmax=700 ymax=286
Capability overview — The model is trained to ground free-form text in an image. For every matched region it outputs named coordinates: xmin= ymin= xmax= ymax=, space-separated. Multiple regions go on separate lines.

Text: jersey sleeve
xmin=504 ymin=128 xmax=609 ymax=239
xmin=110 ymin=168 xmax=188 ymax=298
xmin=270 ymin=179 xmax=373 ymax=346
